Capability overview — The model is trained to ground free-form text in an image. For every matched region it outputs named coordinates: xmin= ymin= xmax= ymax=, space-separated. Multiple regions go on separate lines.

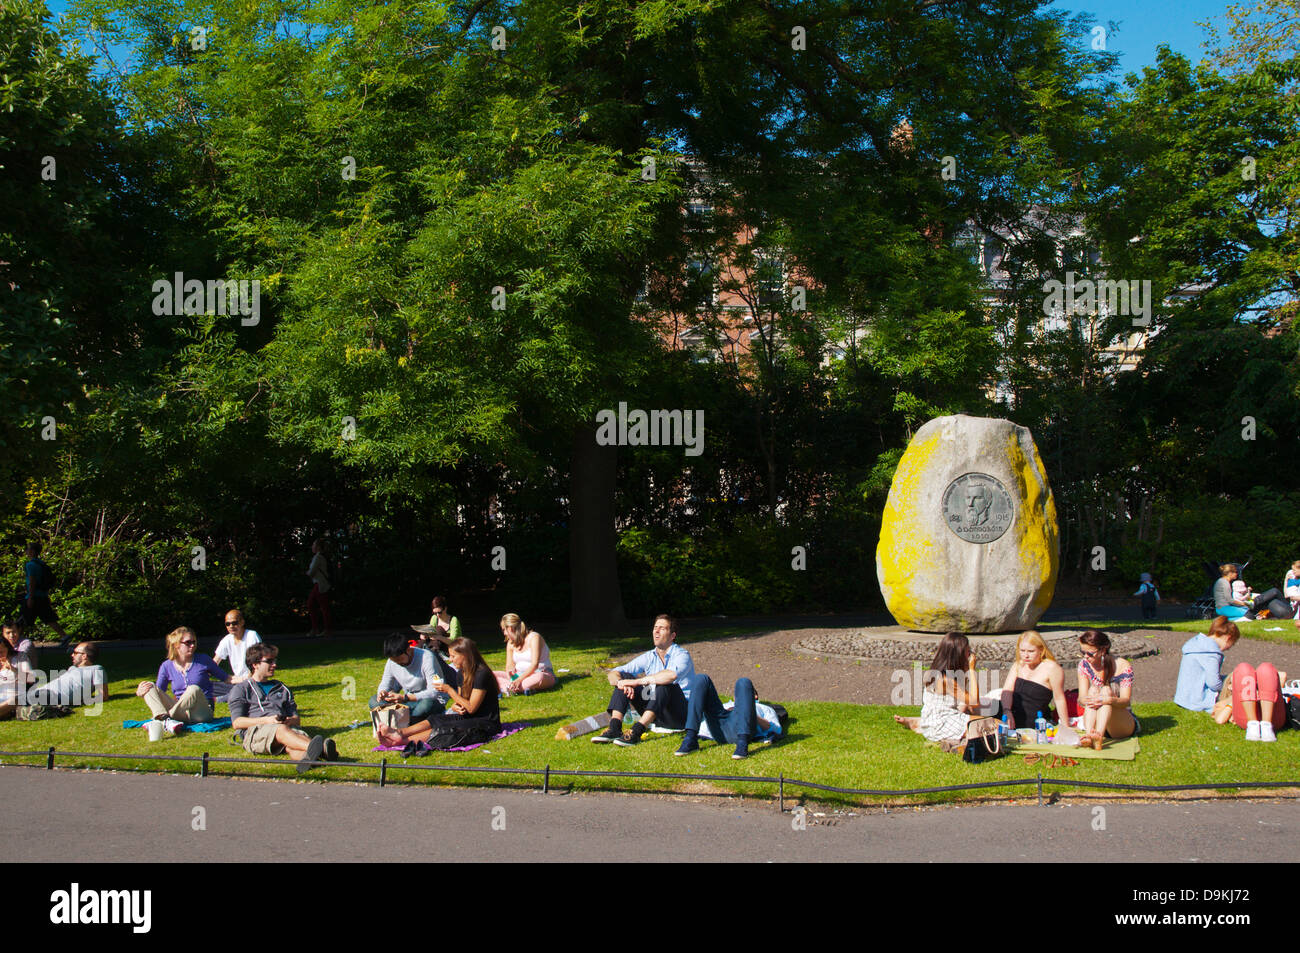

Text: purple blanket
xmin=374 ymin=721 xmax=530 ymax=753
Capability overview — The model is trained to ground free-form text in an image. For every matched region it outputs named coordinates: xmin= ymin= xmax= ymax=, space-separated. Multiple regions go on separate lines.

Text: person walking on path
xmin=305 ymin=538 xmax=333 ymax=637
xmin=19 ymin=543 xmax=71 ymax=651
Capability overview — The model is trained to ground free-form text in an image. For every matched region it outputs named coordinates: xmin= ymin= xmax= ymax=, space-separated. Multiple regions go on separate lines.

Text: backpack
xmin=766 ymin=702 xmax=789 ymax=731
xmin=33 ymin=559 xmax=56 ymax=592
xmin=17 ymin=704 xmax=71 ymax=721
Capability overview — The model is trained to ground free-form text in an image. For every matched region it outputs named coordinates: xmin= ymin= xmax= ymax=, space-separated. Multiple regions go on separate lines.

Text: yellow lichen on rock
xmin=876 ymin=415 xmax=1059 ymax=633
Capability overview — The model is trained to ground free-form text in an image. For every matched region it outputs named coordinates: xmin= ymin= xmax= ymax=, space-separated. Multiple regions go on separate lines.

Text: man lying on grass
xmin=672 ymin=673 xmax=780 ymax=760
xmin=228 ymin=643 xmax=337 ymax=774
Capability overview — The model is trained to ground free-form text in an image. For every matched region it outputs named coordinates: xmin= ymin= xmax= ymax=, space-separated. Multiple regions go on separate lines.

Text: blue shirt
xmin=156 ymin=654 xmax=228 ymax=704
xmin=1173 ymin=634 xmax=1224 ymax=713
xmin=24 ymin=559 xmax=48 ymax=598
xmin=618 ymin=643 xmax=695 ymax=699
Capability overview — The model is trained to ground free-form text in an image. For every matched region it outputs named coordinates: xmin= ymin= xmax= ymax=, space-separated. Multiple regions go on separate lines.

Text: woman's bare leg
xmin=893 ymin=714 xmax=921 ymax=732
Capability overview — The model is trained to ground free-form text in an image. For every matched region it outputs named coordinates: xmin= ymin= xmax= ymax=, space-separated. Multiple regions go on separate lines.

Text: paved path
xmin=5 ymin=767 xmax=1296 ymax=863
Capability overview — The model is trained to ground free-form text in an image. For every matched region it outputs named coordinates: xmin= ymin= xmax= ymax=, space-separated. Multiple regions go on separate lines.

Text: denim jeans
xmin=685 ymin=675 xmax=756 ymax=744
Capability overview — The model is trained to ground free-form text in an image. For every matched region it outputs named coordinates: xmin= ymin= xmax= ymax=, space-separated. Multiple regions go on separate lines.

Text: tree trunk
xmin=568 ymin=423 xmax=626 ymax=632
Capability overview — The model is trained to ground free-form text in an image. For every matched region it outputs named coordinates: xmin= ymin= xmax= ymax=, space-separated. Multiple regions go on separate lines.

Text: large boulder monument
xmin=876 ymin=414 xmax=1059 ymax=632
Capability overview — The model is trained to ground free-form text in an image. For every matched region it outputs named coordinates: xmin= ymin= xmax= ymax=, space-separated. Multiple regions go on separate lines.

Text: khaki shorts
xmin=242 ymin=723 xmax=295 ymax=755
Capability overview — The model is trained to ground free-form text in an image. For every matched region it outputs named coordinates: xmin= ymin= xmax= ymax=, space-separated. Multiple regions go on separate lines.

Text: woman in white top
xmin=894 ymin=632 xmax=981 ymax=747
xmin=494 ymin=613 xmax=556 ymax=695
xmin=0 ymin=638 xmax=33 ymax=720
xmin=212 ymin=608 xmax=262 ymax=698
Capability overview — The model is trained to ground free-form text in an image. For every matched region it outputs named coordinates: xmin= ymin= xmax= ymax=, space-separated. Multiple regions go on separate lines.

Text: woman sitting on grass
xmin=494 ymin=613 xmax=556 ymax=695
xmin=428 ymin=595 xmax=462 ymax=642
xmin=894 ymin=632 xmax=982 ymax=750
xmin=1175 ymin=615 xmax=1238 ymax=718
xmin=1173 ymin=614 xmax=1285 ymax=738
xmin=999 ymin=630 xmax=1070 ymax=731
xmin=0 ymin=639 xmax=33 ymax=720
xmin=135 ymin=626 xmax=229 ymax=725
xmin=376 ymin=637 xmax=501 ymax=752
xmin=1076 ymin=629 xmax=1137 ymax=747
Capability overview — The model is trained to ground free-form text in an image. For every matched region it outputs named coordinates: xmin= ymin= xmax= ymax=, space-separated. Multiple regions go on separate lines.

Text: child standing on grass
xmin=1134 ymin=572 xmax=1160 ymax=620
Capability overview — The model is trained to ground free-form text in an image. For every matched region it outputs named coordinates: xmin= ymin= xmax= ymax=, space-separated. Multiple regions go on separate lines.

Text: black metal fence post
xmin=379 ymin=758 xmax=387 ymax=787
xmin=201 ymin=752 xmax=209 ymax=777
xmin=543 ymin=764 xmax=550 ymax=794
xmin=46 ymin=747 xmax=55 ymax=770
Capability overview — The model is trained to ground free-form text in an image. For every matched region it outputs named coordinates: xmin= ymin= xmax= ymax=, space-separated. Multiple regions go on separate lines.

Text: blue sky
xmin=1052 ymin=0 xmax=1234 ymax=73
xmin=47 ymin=0 xmax=1235 ymax=76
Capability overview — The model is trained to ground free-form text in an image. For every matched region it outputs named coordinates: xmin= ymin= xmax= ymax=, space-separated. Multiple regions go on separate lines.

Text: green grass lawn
xmin=6 ymin=627 xmax=1298 ymax=809
xmin=1043 ymin=616 xmax=1300 ymax=645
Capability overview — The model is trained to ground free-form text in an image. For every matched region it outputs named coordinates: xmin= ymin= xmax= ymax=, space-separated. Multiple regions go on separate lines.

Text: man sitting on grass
xmin=228 ymin=643 xmax=335 ymax=774
xmin=370 ymin=633 xmax=458 ymax=723
xmin=592 ymin=614 xmax=694 ymax=747
xmin=24 ymin=641 xmax=104 ymax=709
xmin=2 ymin=619 xmax=35 ymax=665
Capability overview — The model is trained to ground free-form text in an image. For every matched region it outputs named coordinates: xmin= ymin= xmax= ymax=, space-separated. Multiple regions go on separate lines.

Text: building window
xmin=755 ymin=255 xmax=785 ymax=311
xmin=686 ymin=258 xmax=716 ymax=308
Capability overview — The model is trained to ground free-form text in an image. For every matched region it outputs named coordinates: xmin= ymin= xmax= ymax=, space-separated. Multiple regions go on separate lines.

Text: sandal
xmin=1023 ymin=753 xmax=1042 ymax=765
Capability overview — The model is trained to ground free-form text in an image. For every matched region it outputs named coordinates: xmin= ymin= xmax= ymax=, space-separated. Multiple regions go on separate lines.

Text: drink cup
xmin=147 ymin=719 xmax=165 ymax=741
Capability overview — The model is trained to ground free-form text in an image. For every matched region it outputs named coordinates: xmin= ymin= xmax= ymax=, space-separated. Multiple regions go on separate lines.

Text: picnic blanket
xmin=373 ymin=721 xmax=530 ymax=753
xmin=122 ymin=717 xmax=232 ymax=733
xmin=1014 ymin=736 xmax=1140 ymax=761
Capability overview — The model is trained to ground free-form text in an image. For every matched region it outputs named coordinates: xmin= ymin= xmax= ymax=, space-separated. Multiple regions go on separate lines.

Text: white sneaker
xmin=1246 ymin=720 xmax=1262 ymax=741
xmin=1260 ymin=722 xmax=1277 ymax=742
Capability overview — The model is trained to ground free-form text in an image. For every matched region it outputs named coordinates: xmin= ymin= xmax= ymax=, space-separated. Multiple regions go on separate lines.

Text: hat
xmin=1139 ymin=572 xmax=1152 ymax=582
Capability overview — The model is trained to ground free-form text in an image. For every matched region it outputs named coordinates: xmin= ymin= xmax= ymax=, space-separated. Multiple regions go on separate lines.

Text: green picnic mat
xmin=1012 ymin=736 xmax=1140 ymax=761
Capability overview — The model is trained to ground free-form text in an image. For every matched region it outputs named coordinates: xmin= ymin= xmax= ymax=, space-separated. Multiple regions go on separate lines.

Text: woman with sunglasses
xmin=135 ymin=626 xmax=229 ymax=724
xmin=1076 ymin=629 xmax=1137 ymax=747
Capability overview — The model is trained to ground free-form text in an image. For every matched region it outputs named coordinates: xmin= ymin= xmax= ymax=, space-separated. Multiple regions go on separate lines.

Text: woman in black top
xmin=998 ymin=630 xmax=1070 ymax=729
xmin=376 ymin=637 xmax=500 ymax=751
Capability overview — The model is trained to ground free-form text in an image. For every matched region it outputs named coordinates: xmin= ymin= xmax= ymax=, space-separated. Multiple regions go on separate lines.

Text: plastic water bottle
xmin=1000 ymin=713 xmax=1010 ymax=741
xmin=1035 ymin=710 xmax=1047 ymax=744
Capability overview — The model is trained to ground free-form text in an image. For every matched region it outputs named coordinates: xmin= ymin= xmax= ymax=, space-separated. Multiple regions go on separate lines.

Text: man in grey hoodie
xmin=228 ymin=643 xmax=336 ymax=773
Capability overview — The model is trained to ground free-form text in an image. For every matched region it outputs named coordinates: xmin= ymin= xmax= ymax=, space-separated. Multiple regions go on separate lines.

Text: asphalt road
xmin=5 ymin=766 xmax=1296 ymax=863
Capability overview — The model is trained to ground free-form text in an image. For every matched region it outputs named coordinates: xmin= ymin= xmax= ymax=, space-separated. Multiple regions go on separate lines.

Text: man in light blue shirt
xmin=370 ymin=633 xmax=458 ymax=723
xmin=592 ymin=614 xmax=694 ymax=746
